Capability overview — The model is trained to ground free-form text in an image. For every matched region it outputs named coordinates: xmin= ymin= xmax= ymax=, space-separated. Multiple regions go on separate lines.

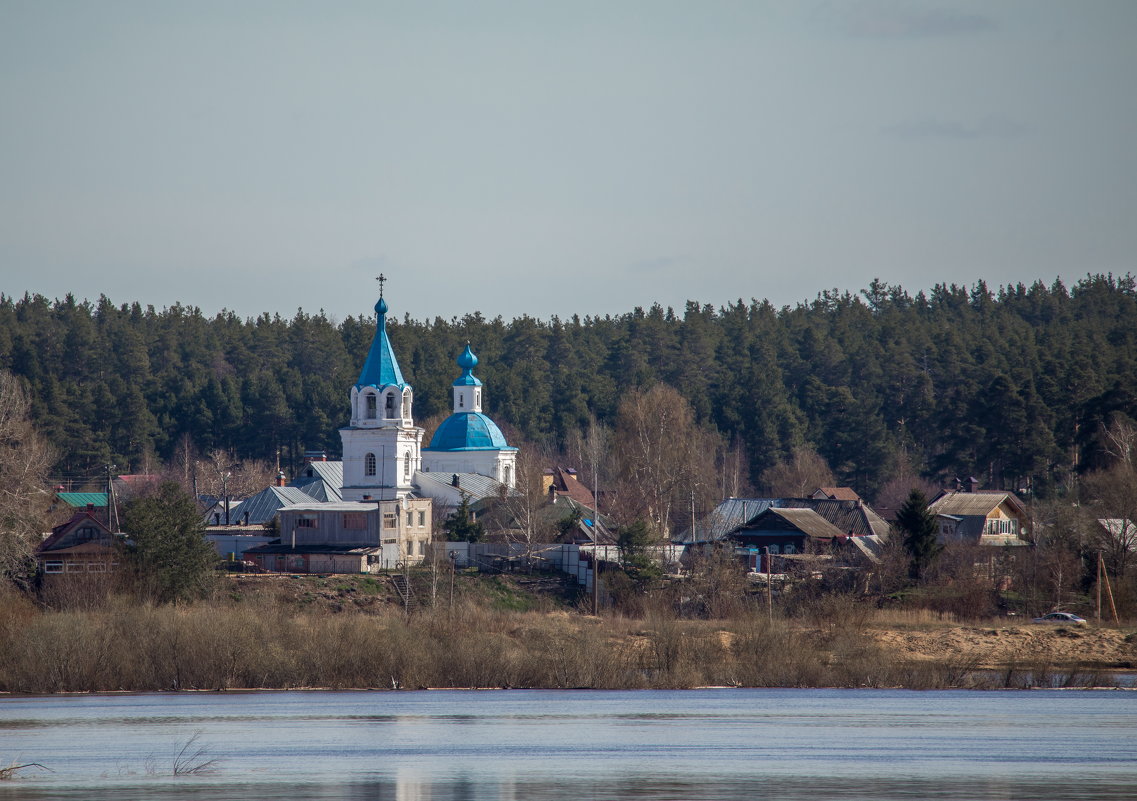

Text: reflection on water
xmin=2 ymin=689 xmax=1135 ymax=801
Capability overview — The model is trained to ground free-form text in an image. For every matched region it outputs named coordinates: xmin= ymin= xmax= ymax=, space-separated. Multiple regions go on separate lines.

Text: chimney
xmin=362 ymin=494 xmax=371 ymax=501
xmin=966 ymin=476 xmax=979 ymax=493
xmin=303 ymin=450 xmax=327 ymax=464
xmin=275 ymin=471 xmax=287 ymax=487
xmin=451 ymin=473 xmax=460 ymax=488
xmin=86 ymin=503 xmax=95 ymax=511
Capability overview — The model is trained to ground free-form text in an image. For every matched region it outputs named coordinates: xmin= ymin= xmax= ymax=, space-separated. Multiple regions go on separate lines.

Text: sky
xmin=2 ymin=1 xmax=1135 ymax=323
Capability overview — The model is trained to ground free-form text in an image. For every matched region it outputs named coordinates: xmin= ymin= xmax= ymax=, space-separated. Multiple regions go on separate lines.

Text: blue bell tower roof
xmin=425 ymin=412 xmax=516 ymax=452
xmin=355 ymin=295 xmax=408 ymax=390
xmin=453 ymin=343 xmax=483 ymax=387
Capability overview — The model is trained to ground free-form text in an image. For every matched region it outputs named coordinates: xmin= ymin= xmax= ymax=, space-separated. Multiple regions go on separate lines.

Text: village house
xmin=679 ymin=494 xmax=891 ymax=569
xmin=36 ymin=506 xmax=123 ymax=576
xmin=928 ymin=482 xmax=1030 ymax=546
xmin=245 ymin=498 xmax=432 ymax=573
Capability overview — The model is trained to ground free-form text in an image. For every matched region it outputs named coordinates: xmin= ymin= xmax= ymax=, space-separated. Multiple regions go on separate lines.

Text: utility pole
xmin=1097 ymin=552 xmax=1102 ymax=624
xmin=221 ymin=470 xmax=231 ymax=526
xmin=106 ymin=464 xmax=119 ymax=531
xmin=1100 ymin=553 xmax=1120 ymax=625
xmin=764 ymin=546 xmax=773 ymax=624
xmin=449 ymin=550 xmax=457 ymax=620
xmin=591 ymin=422 xmax=601 ymax=616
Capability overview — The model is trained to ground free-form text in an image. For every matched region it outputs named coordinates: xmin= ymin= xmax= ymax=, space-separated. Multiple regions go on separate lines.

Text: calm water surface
xmin=1 ymin=689 xmax=1135 ymax=800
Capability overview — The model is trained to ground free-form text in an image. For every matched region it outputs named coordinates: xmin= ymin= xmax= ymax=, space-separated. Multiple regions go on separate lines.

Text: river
xmin=2 ymin=688 xmax=1135 ymax=800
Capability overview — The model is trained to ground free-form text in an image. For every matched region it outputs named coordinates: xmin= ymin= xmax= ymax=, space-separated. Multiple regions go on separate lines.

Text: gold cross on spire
xmin=376 ymin=273 xmax=386 ymax=297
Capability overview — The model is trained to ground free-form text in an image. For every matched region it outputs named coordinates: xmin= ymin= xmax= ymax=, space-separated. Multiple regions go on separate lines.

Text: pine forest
xmin=2 ymin=274 xmax=1135 ymax=504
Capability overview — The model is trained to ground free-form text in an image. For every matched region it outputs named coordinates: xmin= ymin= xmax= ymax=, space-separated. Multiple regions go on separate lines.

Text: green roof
xmin=56 ymin=492 xmax=108 ymax=508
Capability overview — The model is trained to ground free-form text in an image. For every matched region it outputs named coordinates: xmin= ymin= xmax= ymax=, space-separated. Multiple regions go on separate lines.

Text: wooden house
xmin=36 ymin=507 xmax=122 ymax=576
xmin=928 ymin=489 xmax=1029 ymax=546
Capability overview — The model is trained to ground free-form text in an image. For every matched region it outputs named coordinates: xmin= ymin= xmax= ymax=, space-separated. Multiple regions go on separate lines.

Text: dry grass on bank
xmin=1 ymin=580 xmax=1133 ymax=694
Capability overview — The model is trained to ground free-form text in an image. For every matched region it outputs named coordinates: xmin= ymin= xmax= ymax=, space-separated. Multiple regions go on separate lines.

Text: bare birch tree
xmin=759 ymin=447 xmax=836 ymax=497
xmin=613 ymin=385 xmax=716 ymax=540
xmin=490 ymin=450 xmax=555 ymax=569
xmin=0 ymin=371 xmax=54 ymax=581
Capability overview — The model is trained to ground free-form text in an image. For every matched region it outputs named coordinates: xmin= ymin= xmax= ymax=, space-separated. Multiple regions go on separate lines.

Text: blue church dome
xmin=426 ymin=412 xmax=512 ymax=451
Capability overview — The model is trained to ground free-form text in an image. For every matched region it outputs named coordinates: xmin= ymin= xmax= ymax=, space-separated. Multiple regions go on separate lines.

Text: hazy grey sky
xmin=2 ymin=1 xmax=1135 ymax=322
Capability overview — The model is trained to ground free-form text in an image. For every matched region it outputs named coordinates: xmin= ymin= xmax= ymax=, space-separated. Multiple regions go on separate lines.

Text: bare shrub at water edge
xmin=0 ymin=762 xmax=52 ymax=781
xmin=726 ymin=618 xmax=826 ymax=688
xmin=172 ymin=731 xmax=219 ymax=776
xmin=143 ymin=731 xmax=219 ymax=776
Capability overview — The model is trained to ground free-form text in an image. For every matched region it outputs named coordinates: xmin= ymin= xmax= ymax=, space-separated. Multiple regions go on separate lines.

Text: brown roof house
xmin=682 ymin=497 xmax=891 ymax=566
xmin=928 ymin=488 xmax=1029 ymax=546
xmin=543 ymin=467 xmax=597 ymax=508
xmin=36 ymin=507 xmax=124 ymax=576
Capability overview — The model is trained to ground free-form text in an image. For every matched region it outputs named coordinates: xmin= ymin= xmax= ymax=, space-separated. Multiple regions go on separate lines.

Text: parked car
xmin=1031 ymin=611 xmax=1087 ymax=625
xmin=217 ymin=559 xmax=267 ymax=574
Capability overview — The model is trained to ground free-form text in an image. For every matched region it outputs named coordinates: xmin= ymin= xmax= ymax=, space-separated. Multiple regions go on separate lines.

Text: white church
xmin=245 ymin=282 xmax=518 ymax=573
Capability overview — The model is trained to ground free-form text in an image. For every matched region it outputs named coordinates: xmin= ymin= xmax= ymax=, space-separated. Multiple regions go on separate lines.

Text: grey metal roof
xmin=849 ymin=534 xmax=886 ymax=563
xmin=290 ymin=461 xmax=344 ymax=502
xmin=678 ymin=498 xmax=777 ymax=544
xmin=226 ymin=486 xmax=314 ymax=526
xmin=244 ymin=542 xmax=382 ymax=555
xmin=415 ymin=470 xmax=507 ymax=501
xmin=281 ymin=502 xmax=383 ymax=513
xmin=781 ymin=499 xmax=891 ymax=538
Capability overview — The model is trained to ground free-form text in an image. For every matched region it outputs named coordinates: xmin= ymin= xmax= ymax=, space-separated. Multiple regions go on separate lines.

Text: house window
xmin=66 ymin=562 xmax=83 ymax=572
xmin=383 ymin=512 xmax=397 ymax=530
xmin=784 ymin=544 xmax=796 ymax=554
xmin=417 ymin=540 xmax=426 ymax=556
xmin=366 ymin=393 xmax=377 ymax=419
xmin=769 ymin=544 xmax=780 ymax=554
xmin=297 ymin=516 xmax=318 ymax=529
xmin=343 ymin=513 xmax=366 ymax=530
xmin=75 ymin=526 xmax=98 ymax=541
xmin=365 ymin=452 xmax=376 ymax=476
xmin=87 ymin=562 xmax=106 ymax=572
xmin=44 ymin=561 xmax=63 ymax=574
xmin=406 ymin=510 xmax=413 ymax=527
xmin=418 ymin=510 xmax=426 ymax=527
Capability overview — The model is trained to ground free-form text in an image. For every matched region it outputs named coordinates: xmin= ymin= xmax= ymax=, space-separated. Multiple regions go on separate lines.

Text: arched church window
xmin=365 ymin=394 xmax=377 ymax=419
xmin=458 ymin=394 xmax=464 ymax=408
xmin=476 ymin=390 xmax=481 ymax=407
xmin=403 ymin=389 xmax=412 ymax=418
xmin=403 ymin=453 xmax=410 ymax=480
xmin=503 ymin=465 xmax=512 ymax=486
xmin=385 ymin=393 xmax=395 ymax=416
xmin=365 ymin=453 xmax=376 ymax=476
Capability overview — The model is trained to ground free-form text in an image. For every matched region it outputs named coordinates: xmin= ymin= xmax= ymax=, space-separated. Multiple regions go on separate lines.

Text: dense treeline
xmin=2 ymin=275 xmax=1135 ymax=499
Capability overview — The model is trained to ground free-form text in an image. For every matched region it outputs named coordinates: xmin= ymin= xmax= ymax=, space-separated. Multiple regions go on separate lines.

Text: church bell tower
xmin=339 ymin=277 xmax=423 ymax=501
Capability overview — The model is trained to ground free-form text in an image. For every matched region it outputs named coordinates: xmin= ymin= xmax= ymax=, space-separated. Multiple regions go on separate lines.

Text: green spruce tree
xmin=123 ymin=481 xmax=217 ymax=603
xmin=443 ymin=495 xmax=484 ymax=543
xmin=895 ymin=488 xmax=943 ymax=581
